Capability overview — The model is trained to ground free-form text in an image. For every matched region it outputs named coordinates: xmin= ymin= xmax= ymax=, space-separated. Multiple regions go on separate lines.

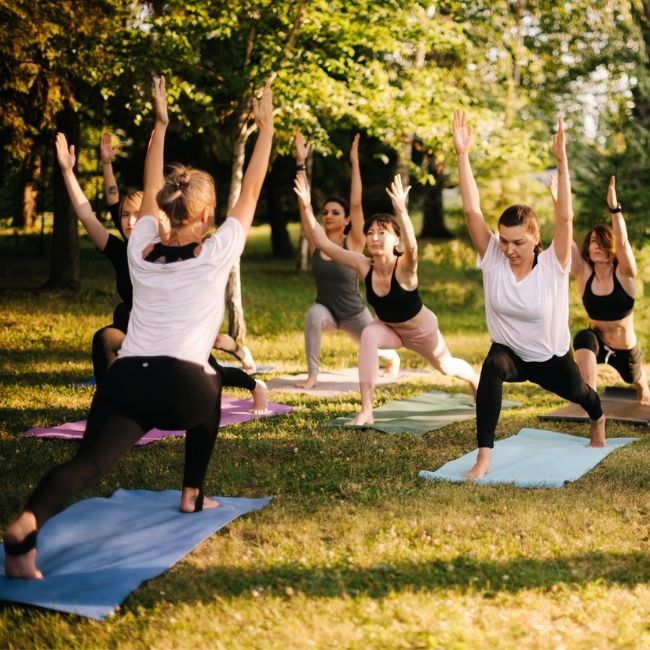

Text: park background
xmin=1 ymin=1 xmax=649 ymax=648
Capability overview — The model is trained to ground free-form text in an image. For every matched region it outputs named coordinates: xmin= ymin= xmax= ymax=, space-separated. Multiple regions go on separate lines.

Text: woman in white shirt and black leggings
xmin=452 ymin=110 xmax=605 ymax=479
xmin=3 ymin=76 xmax=273 ymax=580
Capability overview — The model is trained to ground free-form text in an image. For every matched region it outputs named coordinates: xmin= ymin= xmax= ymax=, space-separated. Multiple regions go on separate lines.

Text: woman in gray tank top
xmin=294 ymin=132 xmax=400 ymax=389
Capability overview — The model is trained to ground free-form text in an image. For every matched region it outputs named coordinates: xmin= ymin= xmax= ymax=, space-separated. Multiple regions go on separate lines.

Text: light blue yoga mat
xmin=327 ymin=390 xmax=519 ymax=435
xmin=418 ymin=428 xmax=638 ymax=488
xmin=0 ymin=489 xmax=270 ymax=620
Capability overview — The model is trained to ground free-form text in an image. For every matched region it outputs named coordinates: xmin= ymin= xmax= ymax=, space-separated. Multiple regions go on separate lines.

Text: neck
xmin=592 ymin=260 xmax=613 ymax=277
xmin=371 ymin=252 xmax=396 ymax=271
xmin=162 ymin=224 xmax=202 ymax=247
xmin=326 ymin=229 xmax=345 ymax=244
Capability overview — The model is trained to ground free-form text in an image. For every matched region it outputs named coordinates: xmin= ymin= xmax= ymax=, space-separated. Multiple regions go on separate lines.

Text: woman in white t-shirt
xmin=452 ymin=110 xmax=605 ymax=479
xmin=3 ymin=76 xmax=274 ymax=580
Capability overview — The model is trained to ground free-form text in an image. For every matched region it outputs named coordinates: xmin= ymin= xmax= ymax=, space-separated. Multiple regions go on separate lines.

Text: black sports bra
xmin=582 ymin=265 xmax=634 ymax=321
xmin=365 ymin=261 xmax=423 ymax=323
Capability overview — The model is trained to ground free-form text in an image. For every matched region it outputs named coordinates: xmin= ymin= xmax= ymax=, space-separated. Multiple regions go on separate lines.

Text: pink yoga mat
xmin=24 ymin=397 xmax=293 ymax=445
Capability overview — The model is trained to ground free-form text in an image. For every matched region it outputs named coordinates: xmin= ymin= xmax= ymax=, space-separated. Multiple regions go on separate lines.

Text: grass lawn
xmin=0 ymin=220 xmax=649 ymax=649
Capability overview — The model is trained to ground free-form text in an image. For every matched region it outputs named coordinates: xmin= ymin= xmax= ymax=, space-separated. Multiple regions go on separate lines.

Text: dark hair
xmin=581 ymin=224 xmax=616 ymax=265
xmin=322 ymin=195 xmax=351 ymax=235
xmin=363 ymin=213 xmax=403 ymax=256
xmin=498 ymin=204 xmax=542 ymax=254
xmin=156 ymin=164 xmax=216 ymax=228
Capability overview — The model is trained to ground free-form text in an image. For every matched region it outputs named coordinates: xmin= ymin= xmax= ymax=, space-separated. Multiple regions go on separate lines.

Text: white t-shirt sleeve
xmin=544 ymin=239 xmax=570 ymax=275
xmin=205 ymin=217 xmax=246 ymax=262
xmin=477 ymin=232 xmax=501 ymax=270
xmin=127 ymin=215 xmax=159 ymax=270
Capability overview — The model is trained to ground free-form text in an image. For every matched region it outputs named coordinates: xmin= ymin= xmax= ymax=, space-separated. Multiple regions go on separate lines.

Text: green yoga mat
xmin=327 ymin=390 xmax=519 ymax=435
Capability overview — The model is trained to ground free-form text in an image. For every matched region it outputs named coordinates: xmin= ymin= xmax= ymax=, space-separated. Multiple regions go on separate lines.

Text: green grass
xmin=0 ymin=222 xmax=649 ymax=649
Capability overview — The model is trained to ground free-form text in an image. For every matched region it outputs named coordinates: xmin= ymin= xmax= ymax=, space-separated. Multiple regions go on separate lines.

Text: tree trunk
xmin=13 ymin=149 xmax=42 ymax=230
xmin=266 ymin=158 xmax=294 ymax=258
xmin=43 ymin=106 xmax=80 ymax=291
xmin=420 ymin=153 xmax=452 ymax=239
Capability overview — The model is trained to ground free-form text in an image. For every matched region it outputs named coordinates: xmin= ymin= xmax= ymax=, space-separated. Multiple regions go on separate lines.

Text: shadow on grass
xmin=149 ymin=551 xmax=650 ymax=605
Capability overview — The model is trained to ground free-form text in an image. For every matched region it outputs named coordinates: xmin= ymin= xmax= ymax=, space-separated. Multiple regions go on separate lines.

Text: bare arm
xmin=550 ymin=116 xmax=572 ymax=270
xmin=141 ymin=76 xmax=169 ymax=220
xmin=100 ymin=132 xmax=120 ymax=207
xmin=607 ymin=175 xmax=637 ymax=278
xmin=55 ymin=132 xmax=109 ymax=250
xmin=294 ymin=131 xmax=314 ymax=253
xmin=452 ymin=110 xmax=491 ymax=257
xmin=550 ymin=173 xmax=587 ymax=277
xmin=386 ymin=174 xmax=417 ymax=278
xmin=229 ymin=79 xmax=274 ymax=236
xmin=294 ymin=174 xmax=369 ymax=277
xmin=347 ymin=133 xmax=365 ymax=251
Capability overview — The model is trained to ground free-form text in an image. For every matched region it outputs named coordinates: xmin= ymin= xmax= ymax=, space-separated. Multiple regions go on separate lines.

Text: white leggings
xmin=304 ymin=303 xmax=399 ymax=375
xmin=357 ymin=307 xmax=476 ymax=386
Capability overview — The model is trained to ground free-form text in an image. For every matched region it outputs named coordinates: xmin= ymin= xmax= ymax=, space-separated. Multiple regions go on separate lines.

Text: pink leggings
xmin=358 ymin=307 xmax=476 ymax=386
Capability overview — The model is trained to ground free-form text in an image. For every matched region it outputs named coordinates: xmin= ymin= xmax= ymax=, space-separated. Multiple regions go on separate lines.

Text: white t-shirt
xmin=478 ymin=233 xmax=570 ymax=362
xmin=119 ymin=215 xmax=245 ymax=373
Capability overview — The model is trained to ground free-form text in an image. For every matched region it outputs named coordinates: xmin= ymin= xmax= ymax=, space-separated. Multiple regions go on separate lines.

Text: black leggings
xmin=476 ymin=343 xmax=603 ymax=448
xmin=25 ymin=356 xmax=222 ymax=528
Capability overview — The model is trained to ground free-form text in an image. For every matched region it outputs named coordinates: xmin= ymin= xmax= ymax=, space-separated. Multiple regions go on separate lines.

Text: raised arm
xmin=386 ymin=174 xmax=417 ymax=277
xmin=141 ymin=76 xmax=169 ymax=220
xmin=347 ymin=133 xmax=365 ymax=251
xmin=55 ymin=133 xmax=109 ymax=250
xmin=229 ymin=79 xmax=274 ymax=236
xmin=607 ymin=175 xmax=637 ymax=278
xmin=100 ymin=132 xmax=119 ymax=207
xmin=550 ymin=116 xmax=573 ymax=270
xmin=294 ymin=174 xmax=369 ymax=277
xmin=550 ymin=173 xmax=587 ymax=277
xmin=452 ymin=110 xmax=490 ymax=257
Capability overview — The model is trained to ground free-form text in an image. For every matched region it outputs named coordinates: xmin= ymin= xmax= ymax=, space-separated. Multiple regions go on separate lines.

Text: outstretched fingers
xmin=253 ymin=77 xmax=273 ymax=131
xmin=152 ymin=75 xmax=169 ymax=125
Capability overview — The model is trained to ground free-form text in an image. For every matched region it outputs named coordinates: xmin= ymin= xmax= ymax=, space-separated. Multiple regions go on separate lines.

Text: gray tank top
xmin=312 ymin=240 xmax=367 ymax=323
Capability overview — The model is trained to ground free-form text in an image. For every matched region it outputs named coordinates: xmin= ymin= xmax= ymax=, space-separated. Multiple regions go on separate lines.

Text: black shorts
xmin=573 ymin=328 xmax=644 ymax=384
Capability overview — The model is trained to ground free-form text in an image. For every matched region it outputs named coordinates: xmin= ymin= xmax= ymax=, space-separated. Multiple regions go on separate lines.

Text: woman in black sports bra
xmin=552 ymin=175 xmax=649 ymax=404
xmin=294 ymin=172 xmax=479 ymax=425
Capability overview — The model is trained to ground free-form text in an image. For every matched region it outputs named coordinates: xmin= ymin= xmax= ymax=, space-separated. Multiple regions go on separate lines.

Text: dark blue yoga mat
xmin=0 ymin=489 xmax=270 ymax=620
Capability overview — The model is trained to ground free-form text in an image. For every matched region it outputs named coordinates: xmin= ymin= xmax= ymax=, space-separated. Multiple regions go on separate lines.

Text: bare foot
xmin=464 ymin=447 xmax=491 ymax=479
xmin=636 ymin=383 xmax=650 ymax=406
xmin=179 ymin=488 xmax=220 ymax=513
xmin=588 ymin=415 xmax=606 ymax=448
xmin=296 ymin=373 xmax=318 ymax=389
xmin=251 ymin=379 xmax=269 ymax=414
xmin=235 ymin=345 xmax=257 ymax=374
xmin=4 ymin=513 xmax=42 ymax=580
xmin=350 ymin=409 xmax=374 ymax=425
xmin=5 ymin=548 xmax=42 ymax=580
xmin=380 ymin=355 xmax=400 ymax=379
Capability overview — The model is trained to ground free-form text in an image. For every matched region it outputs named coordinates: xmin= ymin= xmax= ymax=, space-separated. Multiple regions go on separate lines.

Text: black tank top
xmin=145 ymin=242 xmax=199 ymax=263
xmin=582 ymin=264 xmax=634 ymax=321
xmin=365 ymin=261 xmax=423 ymax=323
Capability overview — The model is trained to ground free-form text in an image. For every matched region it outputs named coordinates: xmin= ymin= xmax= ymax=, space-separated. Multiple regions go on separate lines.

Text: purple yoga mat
xmin=24 ymin=397 xmax=293 ymax=445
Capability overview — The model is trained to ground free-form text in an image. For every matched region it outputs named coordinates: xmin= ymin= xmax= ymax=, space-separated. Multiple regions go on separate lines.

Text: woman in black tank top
xmin=553 ymin=175 xmax=649 ymax=404
xmin=295 ymin=172 xmax=479 ymax=425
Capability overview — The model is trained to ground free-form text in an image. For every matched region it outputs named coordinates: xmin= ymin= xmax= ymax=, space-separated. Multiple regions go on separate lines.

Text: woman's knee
xmin=573 ymin=329 xmax=598 ymax=354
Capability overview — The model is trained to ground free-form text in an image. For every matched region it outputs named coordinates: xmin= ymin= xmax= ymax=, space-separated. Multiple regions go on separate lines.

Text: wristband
xmin=609 ymin=204 xmax=622 ymax=214
xmin=296 ymin=163 xmax=306 ymax=172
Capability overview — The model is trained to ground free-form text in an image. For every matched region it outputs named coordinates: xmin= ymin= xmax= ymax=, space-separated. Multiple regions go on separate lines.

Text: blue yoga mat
xmin=0 ymin=489 xmax=270 ymax=620
xmin=418 ymin=428 xmax=638 ymax=488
